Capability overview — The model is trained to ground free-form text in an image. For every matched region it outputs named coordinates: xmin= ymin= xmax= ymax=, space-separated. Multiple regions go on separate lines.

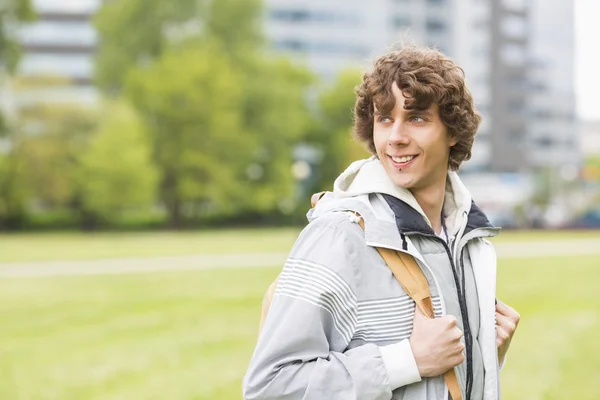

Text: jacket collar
xmin=382 ymin=194 xmax=498 ymax=237
xmin=311 ymin=157 xmax=499 ymax=250
xmin=464 ymin=200 xmax=496 ymax=235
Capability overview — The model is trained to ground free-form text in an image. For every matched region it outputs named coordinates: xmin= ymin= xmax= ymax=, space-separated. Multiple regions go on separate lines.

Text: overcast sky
xmin=575 ymin=0 xmax=600 ymax=121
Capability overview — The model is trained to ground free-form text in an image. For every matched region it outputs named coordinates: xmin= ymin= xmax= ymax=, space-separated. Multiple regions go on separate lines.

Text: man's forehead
xmin=373 ymin=101 xmax=437 ymax=114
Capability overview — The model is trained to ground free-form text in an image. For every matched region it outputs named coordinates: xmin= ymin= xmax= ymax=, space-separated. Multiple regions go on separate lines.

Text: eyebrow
xmin=405 ymin=109 xmax=435 ymax=117
xmin=374 ymin=109 xmax=435 ymax=117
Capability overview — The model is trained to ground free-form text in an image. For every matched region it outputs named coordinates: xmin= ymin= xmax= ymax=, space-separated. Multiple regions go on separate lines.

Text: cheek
xmin=373 ymin=128 xmax=387 ymax=154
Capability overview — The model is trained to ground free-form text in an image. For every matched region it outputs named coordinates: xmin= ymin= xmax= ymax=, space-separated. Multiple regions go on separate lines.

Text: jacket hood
xmin=327 ymin=156 xmax=496 ymax=237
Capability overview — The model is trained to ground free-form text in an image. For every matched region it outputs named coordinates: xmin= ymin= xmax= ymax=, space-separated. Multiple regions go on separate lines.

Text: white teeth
xmin=392 ymin=155 xmax=415 ymax=163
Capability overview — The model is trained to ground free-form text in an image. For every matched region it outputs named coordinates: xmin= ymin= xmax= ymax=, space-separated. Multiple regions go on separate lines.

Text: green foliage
xmin=0 ymin=151 xmax=27 ymax=228
xmin=0 ymin=0 xmax=36 ymax=73
xmin=17 ymin=105 xmax=98 ymax=210
xmin=76 ymin=101 xmax=159 ymax=223
xmin=240 ymin=56 xmax=314 ymax=213
xmin=96 ymin=0 xmax=315 ymax=226
xmin=203 ymin=0 xmax=264 ymax=59
xmin=308 ymin=70 xmax=369 ymax=191
xmin=126 ymin=43 xmax=250 ymax=225
xmin=94 ymin=0 xmax=264 ymax=94
xmin=93 ymin=0 xmax=200 ymax=93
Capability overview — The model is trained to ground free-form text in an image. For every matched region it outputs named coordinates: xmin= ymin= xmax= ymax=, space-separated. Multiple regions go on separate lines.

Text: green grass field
xmin=1 ymin=228 xmax=600 ymax=263
xmin=0 ymin=228 xmax=302 ymax=263
xmin=1 ymin=230 xmax=599 ymax=399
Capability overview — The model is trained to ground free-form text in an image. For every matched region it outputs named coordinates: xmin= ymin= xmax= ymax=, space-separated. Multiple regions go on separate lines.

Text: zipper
xmin=405 ymin=229 xmax=473 ymax=400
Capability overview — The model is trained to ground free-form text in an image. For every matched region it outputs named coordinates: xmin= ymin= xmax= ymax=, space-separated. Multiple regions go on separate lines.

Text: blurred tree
xmin=76 ymin=101 xmax=159 ymax=224
xmin=0 ymin=151 xmax=27 ymax=229
xmin=307 ymin=70 xmax=369 ymax=192
xmin=126 ymin=44 xmax=249 ymax=227
xmin=97 ymin=0 xmax=314 ymax=226
xmin=0 ymin=0 xmax=36 ymax=140
xmin=0 ymin=0 xmax=35 ymax=74
xmin=94 ymin=0 xmax=263 ymax=94
xmin=240 ymin=57 xmax=314 ymax=215
xmin=16 ymin=104 xmax=98 ymax=220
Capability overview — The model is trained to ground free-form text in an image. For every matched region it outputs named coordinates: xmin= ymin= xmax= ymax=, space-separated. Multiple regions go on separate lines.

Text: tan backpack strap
xmin=356 ymin=215 xmax=462 ymax=400
xmin=311 ymin=191 xmax=327 ymax=208
xmin=259 ymin=276 xmax=279 ymax=334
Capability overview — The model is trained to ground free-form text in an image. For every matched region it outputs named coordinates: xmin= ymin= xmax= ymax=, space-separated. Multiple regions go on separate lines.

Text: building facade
xmin=11 ymin=0 xmax=101 ymax=108
xmin=263 ymin=0 xmax=578 ymax=174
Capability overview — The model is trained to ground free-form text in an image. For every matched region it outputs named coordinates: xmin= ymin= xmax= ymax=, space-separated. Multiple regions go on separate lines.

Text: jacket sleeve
xmin=243 ymin=216 xmax=418 ymax=400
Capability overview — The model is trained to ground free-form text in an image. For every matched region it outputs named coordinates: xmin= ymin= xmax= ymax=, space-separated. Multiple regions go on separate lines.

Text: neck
xmin=410 ymin=177 xmax=448 ymax=235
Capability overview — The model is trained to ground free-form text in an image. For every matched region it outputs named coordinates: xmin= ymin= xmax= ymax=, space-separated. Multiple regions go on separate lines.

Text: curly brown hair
xmin=354 ymin=45 xmax=481 ymax=171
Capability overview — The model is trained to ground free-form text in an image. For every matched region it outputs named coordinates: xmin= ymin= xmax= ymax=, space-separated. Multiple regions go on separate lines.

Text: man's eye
xmin=378 ymin=116 xmax=392 ymax=123
xmin=410 ymin=116 xmax=425 ymax=123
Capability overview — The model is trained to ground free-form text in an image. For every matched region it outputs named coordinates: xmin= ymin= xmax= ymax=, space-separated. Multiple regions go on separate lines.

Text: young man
xmin=243 ymin=45 xmax=519 ymax=400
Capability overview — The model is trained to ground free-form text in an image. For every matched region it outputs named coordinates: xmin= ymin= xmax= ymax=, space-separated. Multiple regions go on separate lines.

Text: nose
xmin=387 ymin=121 xmax=410 ymax=146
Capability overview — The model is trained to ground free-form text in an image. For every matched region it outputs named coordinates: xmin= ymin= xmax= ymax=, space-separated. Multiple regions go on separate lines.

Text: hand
xmin=495 ymin=299 xmax=520 ymax=364
xmin=409 ymin=306 xmax=465 ymax=377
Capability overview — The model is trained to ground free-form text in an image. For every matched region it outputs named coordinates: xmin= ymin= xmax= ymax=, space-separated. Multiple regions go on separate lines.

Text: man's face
xmin=373 ymin=82 xmax=456 ymax=192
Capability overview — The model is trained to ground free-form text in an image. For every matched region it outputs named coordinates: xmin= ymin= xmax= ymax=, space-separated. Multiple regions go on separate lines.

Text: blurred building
xmin=264 ymin=0 xmax=578 ymax=175
xmin=264 ymin=0 xmax=389 ymax=81
xmin=9 ymin=0 xmax=102 ymax=109
xmin=582 ymin=120 xmax=600 ymax=156
xmin=527 ymin=0 xmax=580 ymax=170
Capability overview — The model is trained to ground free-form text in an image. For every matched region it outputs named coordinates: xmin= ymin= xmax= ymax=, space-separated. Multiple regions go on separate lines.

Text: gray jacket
xmin=243 ymin=158 xmax=501 ymax=400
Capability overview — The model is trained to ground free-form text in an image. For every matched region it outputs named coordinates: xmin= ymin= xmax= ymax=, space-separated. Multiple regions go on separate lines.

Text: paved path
xmin=1 ymin=238 xmax=599 ymax=278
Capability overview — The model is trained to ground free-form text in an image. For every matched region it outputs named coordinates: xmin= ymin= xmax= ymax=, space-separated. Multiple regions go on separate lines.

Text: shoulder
xmin=287 ymin=211 xmax=368 ymax=291
xmin=299 ymin=211 xmax=366 ymax=250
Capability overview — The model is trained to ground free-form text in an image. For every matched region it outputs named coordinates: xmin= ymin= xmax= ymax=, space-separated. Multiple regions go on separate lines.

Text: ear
xmin=449 ymin=135 xmax=458 ymax=147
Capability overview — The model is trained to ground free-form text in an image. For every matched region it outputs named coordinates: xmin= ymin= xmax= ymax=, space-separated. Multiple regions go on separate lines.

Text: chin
xmin=391 ymin=175 xmax=416 ymax=189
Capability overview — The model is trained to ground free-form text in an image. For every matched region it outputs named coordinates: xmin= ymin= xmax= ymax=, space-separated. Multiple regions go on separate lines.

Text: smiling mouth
xmin=388 ymin=154 xmax=418 ymax=168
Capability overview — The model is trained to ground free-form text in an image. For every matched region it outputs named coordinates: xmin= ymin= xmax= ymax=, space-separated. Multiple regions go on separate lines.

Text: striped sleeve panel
xmin=354 ymin=295 xmax=443 ymax=342
xmin=275 ymin=257 xmax=357 ymax=343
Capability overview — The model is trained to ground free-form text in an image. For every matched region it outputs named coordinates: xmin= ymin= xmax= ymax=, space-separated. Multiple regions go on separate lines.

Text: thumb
xmin=413 ymin=304 xmax=427 ymax=323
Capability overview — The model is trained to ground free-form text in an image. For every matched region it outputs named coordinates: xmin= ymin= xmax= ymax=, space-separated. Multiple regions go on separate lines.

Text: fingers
xmin=496 ymin=312 xmax=517 ymax=331
xmin=496 ymin=313 xmax=516 ymax=347
xmin=449 ymin=347 xmax=466 ymax=367
xmin=495 ymin=300 xmax=521 ymax=326
xmin=496 ymin=300 xmax=520 ymax=318
xmin=495 ymin=299 xmax=510 ymax=313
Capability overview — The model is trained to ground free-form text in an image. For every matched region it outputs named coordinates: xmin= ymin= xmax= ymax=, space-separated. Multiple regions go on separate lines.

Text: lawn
xmin=0 ymin=228 xmax=301 ymax=263
xmin=1 ymin=231 xmax=599 ymax=399
xmin=1 ymin=228 xmax=600 ymax=263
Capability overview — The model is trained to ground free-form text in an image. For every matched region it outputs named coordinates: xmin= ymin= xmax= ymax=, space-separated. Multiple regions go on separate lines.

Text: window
xmin=19 ymin=54 xmax=94 ymax=79
xmin=534 ymin=136 xmax=554 ymax=147
xmin=507 ymin=99 xmax=526 ymax=116
xmin=535 ymin=109 xmax=552 ymax=120
xmin=502 ymin=0 xmax=527 ymax=12
xmin=507 ymin=74 xmax=527 ymax=88
xmin=426 ymin=19 xmax=447 ymax=33
xmin=270 ymin=9 xmax=310 ymax=22
xmin=19 ymin=21 xmax=97 ymax=47
xmin=269 ymin=9 xmax=359 ymax=24
xmin=35 ymin=0 xmax=101 ymax=13
xmin=275 ymin=39 xmax=307 ymax=52
xmin=274 ymin=40 xmax=365 ymax=56
xmin=501 ymin=16 xmax=527 ymax=39
xmin=500 ymin=44 xmax=526 ymax=66
xmin=509 ymin=129 xmax=525 ymax=141
xmin=393 ymin=15 xmax=411 ymax=28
